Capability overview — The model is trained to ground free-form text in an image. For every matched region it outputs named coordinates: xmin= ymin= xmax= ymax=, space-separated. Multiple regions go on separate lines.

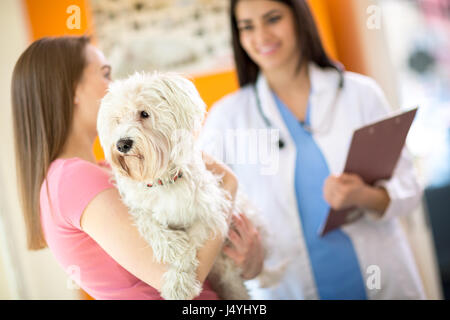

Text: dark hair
xmin=230 ymin=0 xmax=340 ymax=87
xmin=11 ymin=35 xmax=90 ymax=250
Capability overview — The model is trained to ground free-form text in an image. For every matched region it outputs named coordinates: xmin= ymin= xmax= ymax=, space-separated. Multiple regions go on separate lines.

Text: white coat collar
xmin=308 ymin=62 xmax=341 ymax=94
xmin=255 ymin=62 xmax=341 ymax=140
xmin=255 ymin=62 xmax=338 ymax=98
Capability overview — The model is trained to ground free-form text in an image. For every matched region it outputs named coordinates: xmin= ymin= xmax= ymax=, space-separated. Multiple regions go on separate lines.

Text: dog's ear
xmin=158 ymin=73 xmax=206 ymax=133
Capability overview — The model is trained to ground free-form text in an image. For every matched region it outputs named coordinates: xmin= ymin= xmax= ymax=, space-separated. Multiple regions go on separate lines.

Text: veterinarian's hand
xmin=223 ymin=213 xmax=264 ymax=280
xmin=323 ymin=173 xmax=384 ymax=210
xmin=323 ymin=173 xmax=368 ymax=210
xmin=202 ymin=152 xmax=238 ymax=202
xmin=324 ymin=173 xmax=391 ymax=216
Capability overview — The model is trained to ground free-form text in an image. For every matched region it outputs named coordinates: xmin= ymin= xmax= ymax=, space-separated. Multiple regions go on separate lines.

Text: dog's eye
xmin=140 ymin=111 xmax=149 ymax=119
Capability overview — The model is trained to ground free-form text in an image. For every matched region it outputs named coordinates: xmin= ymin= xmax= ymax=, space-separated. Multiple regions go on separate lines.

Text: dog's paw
xmin=151 ymin=229 xmax=190 ymax=263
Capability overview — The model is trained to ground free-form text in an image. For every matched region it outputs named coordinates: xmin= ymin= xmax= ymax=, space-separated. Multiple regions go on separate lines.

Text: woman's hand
xmin=223 ymin=213 xmax=264 ymax=280
xmin=323 ymin=173 xmax=390 ymax=216
xmin=323 ymin=173 xmax=366 ymax=210
xmin=202 ymin=152 xmax=238 ymax=202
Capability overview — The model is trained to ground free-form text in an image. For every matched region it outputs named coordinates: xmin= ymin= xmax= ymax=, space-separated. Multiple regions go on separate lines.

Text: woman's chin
xmin=260 ymin=61 xmax=286 ymax=73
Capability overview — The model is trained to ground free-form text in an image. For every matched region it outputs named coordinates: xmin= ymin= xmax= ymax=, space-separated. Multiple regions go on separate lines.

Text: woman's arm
xmin=323 ymin=151 xmax=422 ymax=222
xmin=202 ymin=151 xmax=238 ymax=203
xmin=81 ymin=188 xmax=167 ymax=290
xmin=356 ymin=183 xmax=390 ymax=217
xmin=80 ymin=155 xmax=238 ymax=292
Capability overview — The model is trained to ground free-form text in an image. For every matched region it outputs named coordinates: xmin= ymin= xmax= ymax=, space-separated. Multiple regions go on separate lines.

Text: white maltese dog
xmin=97 ymin=72 xmax=282 ymax=300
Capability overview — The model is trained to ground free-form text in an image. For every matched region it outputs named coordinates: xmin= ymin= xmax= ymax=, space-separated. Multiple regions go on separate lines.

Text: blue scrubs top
xmin=273 ymin=92 xmax=367 ymax=299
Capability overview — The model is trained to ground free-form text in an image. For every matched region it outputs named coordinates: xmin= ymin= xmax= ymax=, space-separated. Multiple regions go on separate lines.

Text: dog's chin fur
xmin=97 ymin=72 xmax=284 ymax=300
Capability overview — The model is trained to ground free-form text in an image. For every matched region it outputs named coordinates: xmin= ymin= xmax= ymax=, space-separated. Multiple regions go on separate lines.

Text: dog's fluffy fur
xmin=97 ymin=72 xmax=280 ymax=300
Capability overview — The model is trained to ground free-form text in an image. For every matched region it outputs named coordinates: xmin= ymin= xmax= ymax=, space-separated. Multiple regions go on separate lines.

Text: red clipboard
xmin=318 ymin=107 xmax=418 ymax=236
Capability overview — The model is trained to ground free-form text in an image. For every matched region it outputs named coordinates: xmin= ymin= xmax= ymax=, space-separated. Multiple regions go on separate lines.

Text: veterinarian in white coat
xmin=198 ymin=0 xmax=425 ymax=299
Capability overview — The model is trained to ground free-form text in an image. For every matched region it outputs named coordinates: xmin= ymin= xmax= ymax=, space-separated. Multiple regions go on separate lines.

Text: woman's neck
xmin=58 ymin=125 xmax=97 ymax=163
xmin=263 ymin=62 xmax=311 ymax=122
xmin=264 ymin=62 xmax=310 ymax=98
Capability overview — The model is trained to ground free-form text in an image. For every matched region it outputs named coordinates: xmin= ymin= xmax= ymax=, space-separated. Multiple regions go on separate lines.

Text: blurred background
xmin=0 ymin=0 xmax=448 ymax=299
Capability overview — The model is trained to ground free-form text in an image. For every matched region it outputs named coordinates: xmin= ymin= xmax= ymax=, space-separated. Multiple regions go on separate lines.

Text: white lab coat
xmin=197 ymin=63 xmax=426 ymax=300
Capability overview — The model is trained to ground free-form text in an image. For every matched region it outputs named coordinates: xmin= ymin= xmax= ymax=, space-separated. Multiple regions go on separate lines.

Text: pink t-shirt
xmin=40 ymin=157 xmax=219 ymax=300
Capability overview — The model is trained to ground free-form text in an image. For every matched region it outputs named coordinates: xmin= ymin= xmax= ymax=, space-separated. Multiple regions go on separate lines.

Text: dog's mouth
xmin=113 ymin=151 xmax=146 ymax=181
xmin=122 ymin=154 xmax=144 ymax=160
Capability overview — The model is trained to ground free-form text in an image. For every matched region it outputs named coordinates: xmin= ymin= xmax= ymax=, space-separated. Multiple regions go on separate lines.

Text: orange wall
xmin=324 ymin=0 xmax=367 ymax=75
xmin=24 ymin=0 xmax=95 ymax=40
xmin=191 ymin=71 xmax=239 ymax=112
xmin=307 ymin=0 xmax=339 ymax=61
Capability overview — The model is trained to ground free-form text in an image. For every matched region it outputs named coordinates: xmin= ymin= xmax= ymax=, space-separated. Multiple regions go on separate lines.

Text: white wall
xmin=0 ymin=192 xmax=17 ymax=299
xmin=351 ymin=0 xmax=399 ymax=109
xmin=0 ymin=0 xmax=78 ymax=300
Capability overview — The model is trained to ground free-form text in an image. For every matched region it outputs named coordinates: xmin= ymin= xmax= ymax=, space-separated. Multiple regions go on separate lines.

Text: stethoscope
xmin=253 ymin=67 xmax=345 ymax=149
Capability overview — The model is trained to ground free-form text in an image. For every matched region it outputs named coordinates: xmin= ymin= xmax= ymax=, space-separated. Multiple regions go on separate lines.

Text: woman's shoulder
xmin=42 ymin=157 xmax=115 ymax=229
xmin=48 ymin=157 xmax=112 ymax=184
xmin=343 ymin=71 xmax=384 ymax=97
xmin=60 ymin=157 xmax=113 ymax=189
xmin=341 ymin=71 xmax=392 ymax=122
xmin=204 ymin=85 xmax=253 ymax=127
xmin=210 ymin=85 xmax=253 ymax=113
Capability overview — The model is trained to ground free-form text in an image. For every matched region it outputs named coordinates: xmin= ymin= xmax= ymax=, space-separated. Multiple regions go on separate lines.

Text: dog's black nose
xmin=116 ymin=139 xmax=133 ymax=153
